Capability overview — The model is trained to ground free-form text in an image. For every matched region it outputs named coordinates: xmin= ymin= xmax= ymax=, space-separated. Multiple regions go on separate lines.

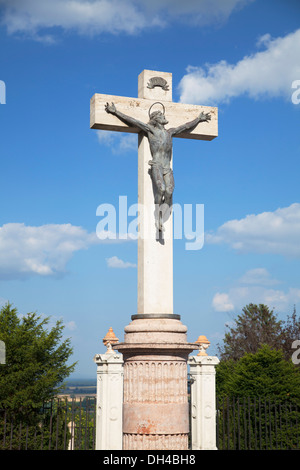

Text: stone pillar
xmin=116 ymin=315 xmax=197 ymax=450
xmin=94 ymin=343 xmax=124 ymax=450
xmin=188 ymin=354 xmax=219 ymax=450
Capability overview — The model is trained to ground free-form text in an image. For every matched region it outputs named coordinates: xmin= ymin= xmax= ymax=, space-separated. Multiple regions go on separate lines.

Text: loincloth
xmin=148 ymin=160 xmax=173 ymax=176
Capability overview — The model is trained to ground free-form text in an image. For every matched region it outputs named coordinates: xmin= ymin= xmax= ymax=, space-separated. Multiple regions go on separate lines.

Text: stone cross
xmin=90 ymin=70 xmax=217 ymax=316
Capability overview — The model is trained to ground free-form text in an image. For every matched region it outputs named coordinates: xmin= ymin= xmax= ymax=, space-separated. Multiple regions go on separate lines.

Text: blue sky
xmin=0 ymin=0 xmax=300 ymax=378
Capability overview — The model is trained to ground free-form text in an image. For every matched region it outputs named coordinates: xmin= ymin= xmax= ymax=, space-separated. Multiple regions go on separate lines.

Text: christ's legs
xmin=163 ymin=170 xmax=174 ymax=206
xmin=150 ymin=166 xmax=174 ymax=232
xmin=151 ymin=165 xmax=165 ymax=204
xmin=159 ymin=170 xmax=174 ymax=230
xmin=150 ymin=165 xmax=165 ymax=231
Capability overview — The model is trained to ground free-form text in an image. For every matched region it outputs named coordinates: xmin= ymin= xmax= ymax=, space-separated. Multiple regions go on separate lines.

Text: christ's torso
xmin=147 ymin=128 xmax=172 ymax=171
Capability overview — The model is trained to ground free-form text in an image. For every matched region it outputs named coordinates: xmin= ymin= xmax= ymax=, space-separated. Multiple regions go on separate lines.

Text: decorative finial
xmin=103 ymin=327 xmax=119 ymax=353
xmin=195 ymin=335 xmax=210 ymax=356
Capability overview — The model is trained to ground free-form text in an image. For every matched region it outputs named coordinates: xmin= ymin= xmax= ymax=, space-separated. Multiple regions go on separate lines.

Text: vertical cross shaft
xmin=137 ymin=70 xmax=173 ymax=315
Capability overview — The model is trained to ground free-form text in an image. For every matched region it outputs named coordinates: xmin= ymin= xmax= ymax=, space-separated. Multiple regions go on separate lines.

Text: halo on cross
xmin=148 ymin=101 xmax=166 ymax=119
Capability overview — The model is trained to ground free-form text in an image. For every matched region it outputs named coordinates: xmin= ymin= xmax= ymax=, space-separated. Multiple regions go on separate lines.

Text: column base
xmin=114 ymin=315 xmax=198 ymax=450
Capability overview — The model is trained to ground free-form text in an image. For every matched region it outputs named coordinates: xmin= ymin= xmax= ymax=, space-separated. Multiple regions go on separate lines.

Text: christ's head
xmin=149 ymin=110 xmax=168 ymax=126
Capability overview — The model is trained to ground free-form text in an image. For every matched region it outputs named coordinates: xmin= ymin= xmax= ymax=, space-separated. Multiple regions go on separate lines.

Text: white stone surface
xmin=138 ymin=69 xmax=172 ymax=102
xmin=90 ymin=94 xmax=218 ymax=141
xmin=94 ymin=351 xmax=124 ymax=450
xmin=188 ymin=355 xmax=220 ymax=450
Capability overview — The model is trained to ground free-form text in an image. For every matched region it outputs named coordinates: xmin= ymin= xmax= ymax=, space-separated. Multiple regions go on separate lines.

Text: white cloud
xmin=97 ymin=131 xmax=137 ymax=154
xmin=213 ymin=286 xmax=300 ymax=314
xmin=0 ymin=0 xmax=253 ymax=40
xmin=139 ymin=0 xmax=253 ymax=24
xmin=106 ymin=256 xmax=136 ymax=268
xmin=179 ymin=28 xmax=300 ymax=105
xmin=238 ymin=268 xmax=280 ymax=287
xmin=0 ymin=222 xmax=99 ymax=280
xmin=212 ymin=292 xmax=234 ymax=312
xmin=0 ymin=0 xmax=153 ymax=38
xmin=212 ymin=268 xmax=300 ymax=313
xmin=206 ymin=203 xmax=300 ymax=258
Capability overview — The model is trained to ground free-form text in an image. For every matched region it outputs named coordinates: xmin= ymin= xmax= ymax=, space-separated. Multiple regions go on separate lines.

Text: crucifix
xmin=90 ymin=70 xmax=218 ymax=317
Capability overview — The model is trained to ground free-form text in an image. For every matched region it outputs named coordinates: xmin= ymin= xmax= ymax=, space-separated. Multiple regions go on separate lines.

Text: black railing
xmin=0 ymin=397 xmax=96 ymax=450
xmin=1 ymin=395 xmax=300 ymax=450
xmin=216 ymin=396 xmax=300 ymax=450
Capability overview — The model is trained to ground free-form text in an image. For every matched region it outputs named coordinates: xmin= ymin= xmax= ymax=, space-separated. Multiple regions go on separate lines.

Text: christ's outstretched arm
xmin=170 ymin=111 xmax=211 ymax=137
xmin=105 ymin=102 xmax=152 ymax=134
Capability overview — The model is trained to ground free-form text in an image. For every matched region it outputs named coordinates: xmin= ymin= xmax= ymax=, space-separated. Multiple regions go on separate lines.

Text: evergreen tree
xmin=281 ymin=305 xmax=300 ymax=361
xmin=216 ymin=304 xmax=300 ymax=449
xmin=218 ymin=303 xmax=284 ymax=361
xmin=0 ymin=302 xmax=76 ymax=411
xmin=0 ymin=303 xmax=77 ymax=449
xmin=217 ymin=344 xmax=300 ymax=400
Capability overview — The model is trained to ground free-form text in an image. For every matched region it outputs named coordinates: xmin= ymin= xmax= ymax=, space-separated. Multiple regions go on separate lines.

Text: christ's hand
xmin=199 ymin=111 xmax=211 ymax=122
xmin=105 ymin=102 xmax=116 ymax=114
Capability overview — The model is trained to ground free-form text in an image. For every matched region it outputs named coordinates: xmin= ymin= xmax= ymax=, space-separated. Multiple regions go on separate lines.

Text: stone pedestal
xmin=94 ymin=351 xmax=124 ymax=450
xmin=188 ymin=355 xmax=219 ymax=450
xmin=115 ymin=315 xmax=197 ymax=450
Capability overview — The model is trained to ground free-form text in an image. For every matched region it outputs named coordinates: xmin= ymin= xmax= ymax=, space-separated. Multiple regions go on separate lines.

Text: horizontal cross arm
xmin=90 ymin=93 xmax=218 ymax=141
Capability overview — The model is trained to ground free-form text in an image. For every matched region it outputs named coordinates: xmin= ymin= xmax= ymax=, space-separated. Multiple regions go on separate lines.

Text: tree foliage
xmin=216 ymin=304 xmax=300 ymax=400
xmin=216 ymin=345 xmax=300 ymax=449
xmin=216 ymin=344 xmax=300 ymax=401
xmin=0 ymin=302 xmax=76 ymax=411
xmin=215 ymin=304 xmax=300 ymax=449
xmin=217 ymin=303 xmax=300 ymax=362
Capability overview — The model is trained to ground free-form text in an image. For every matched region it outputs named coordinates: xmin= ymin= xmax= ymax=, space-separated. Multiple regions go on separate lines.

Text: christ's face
xmin=155 ymin=112 xmax=168 ymax=126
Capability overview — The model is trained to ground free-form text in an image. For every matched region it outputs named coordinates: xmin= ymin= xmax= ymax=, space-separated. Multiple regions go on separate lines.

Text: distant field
xmin=65 ymin=378 xmax=97 ymax=386
xmin=58 ymin=378 xmax=97 ymax=398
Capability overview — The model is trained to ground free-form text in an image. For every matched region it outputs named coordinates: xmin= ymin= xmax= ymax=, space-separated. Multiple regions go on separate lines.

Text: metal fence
xmin=0 ymin=397 xmax=96 ymax=450
xmin=1 ymin=396 xmax=300 ymax=450
xmin=216 ymin=396 xmax=300 ymax=450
